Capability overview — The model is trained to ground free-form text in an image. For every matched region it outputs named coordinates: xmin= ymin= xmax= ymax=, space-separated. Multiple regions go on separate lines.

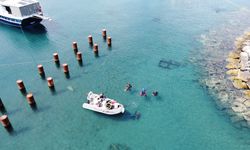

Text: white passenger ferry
xmin=82 ymin=91 xmax=125 ymax=115
xmin=0 ymin=0 xmax=45 ymax=27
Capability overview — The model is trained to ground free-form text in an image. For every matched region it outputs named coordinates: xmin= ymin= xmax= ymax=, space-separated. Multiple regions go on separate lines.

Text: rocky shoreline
xmin=225 ymin=32 xmax=250 ymax=125
xmin=190 ymin=9 xmax=250 ymax=128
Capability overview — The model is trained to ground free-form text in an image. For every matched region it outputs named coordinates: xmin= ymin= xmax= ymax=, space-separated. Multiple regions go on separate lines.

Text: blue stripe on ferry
xmin=0 ymin=18 xmax=22 ymax=27
xmin=0 ymin=15 xmax=22 ymax=23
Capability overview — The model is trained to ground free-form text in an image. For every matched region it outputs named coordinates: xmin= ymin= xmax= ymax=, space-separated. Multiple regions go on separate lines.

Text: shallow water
xmin=1 ymin=0 xmax=250 ymax=149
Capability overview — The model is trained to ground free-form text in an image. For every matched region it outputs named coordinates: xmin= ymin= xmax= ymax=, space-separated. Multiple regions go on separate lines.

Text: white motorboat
xmin=0 ymin=0 xmax=47 ymax=27
xmin=82 ymin=91 xmax=125 ymax=115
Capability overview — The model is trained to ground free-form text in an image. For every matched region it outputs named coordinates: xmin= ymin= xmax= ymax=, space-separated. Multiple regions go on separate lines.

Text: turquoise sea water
xmin=1 ymin=0 xmax=250 ymax=149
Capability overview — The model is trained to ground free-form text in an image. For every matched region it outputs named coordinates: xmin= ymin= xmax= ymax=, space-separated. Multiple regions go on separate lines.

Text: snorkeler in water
xmin=152 ymin=91 xmax=158 ymax=96
xmin=124 ymin=83 xmax=132 ymax=91
xmin=134 ymin=111 xmax=141 ymax=120
xmin=140 ymin=88 xmax=147 ymax=96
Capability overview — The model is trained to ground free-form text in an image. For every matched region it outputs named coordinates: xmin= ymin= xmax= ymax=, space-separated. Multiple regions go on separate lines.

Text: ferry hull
xmin=0 ymin=17 xmax=42 ymax=28
xmin=0 ymin=18 xmax=21 ymax=27
xmin=22 ymin=16 xmax=42 ymax=27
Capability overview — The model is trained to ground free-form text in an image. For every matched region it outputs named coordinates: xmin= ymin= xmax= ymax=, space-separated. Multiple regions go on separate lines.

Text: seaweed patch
xmin=158 ymin=59 xmax=181 ymax=70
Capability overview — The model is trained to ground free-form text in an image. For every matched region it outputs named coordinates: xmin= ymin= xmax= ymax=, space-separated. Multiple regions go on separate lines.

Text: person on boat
xmin=152 ymin=91 xmax=158 ymax=96
xmin=140 ymin=88 xmax=147 ymax=96
xmin=100 ymin=93 xmax=105 ymax=98
xmin=124 ymin=83 xmax=132 ymax=91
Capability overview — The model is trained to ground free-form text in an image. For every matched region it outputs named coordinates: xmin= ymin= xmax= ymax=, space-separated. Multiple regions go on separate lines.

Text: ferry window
xmin=5 ymin=6 xmax=12 ymax=14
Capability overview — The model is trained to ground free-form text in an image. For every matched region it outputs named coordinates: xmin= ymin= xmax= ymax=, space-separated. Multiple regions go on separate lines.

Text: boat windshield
xmin=4 ymin=6 xmax=11 ymax=14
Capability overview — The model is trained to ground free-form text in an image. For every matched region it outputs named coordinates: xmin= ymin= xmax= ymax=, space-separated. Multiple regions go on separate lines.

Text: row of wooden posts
xmin=0 ymin=29 xmax=112 ymax=133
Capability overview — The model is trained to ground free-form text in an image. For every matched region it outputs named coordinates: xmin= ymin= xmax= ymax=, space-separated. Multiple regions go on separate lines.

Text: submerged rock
xmin=235 ymin=97 xmax=247 ymax=103
xmin=243 ymin=111 xmax=250 ymax=122
xmin=232 ymin=102 xmax=247 ymax=113
xmin=244 ymin=100 xmax=250 ymax=107
xmin=218 ymin=91 xmax=229 ymax=103
xmin=230 ymin=115 xmax=244 ymax=123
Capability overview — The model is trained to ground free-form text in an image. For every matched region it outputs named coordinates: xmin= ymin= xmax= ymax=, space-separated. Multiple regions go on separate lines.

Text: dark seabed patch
xmin=108 ymin=143 xmax=131 ymax=150
xmin=158 ymin=59 xmax=181 ymax=70
xmin=94 ymin=111 xmax=141 ymax=121
xmin=152 ymin=17 xmax=161 ymax=23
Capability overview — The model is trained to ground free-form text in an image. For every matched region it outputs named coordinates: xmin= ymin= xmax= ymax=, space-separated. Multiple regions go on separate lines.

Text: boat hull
xmin=82 ymin=103 xmax=125 ymax=115
xmin=22 ymin=16 xmax=42 ymax=27
xmin=0 ymin=18 xmax=21 ymax=27
xmin=0 ymin=16 xmax=42 ymax=28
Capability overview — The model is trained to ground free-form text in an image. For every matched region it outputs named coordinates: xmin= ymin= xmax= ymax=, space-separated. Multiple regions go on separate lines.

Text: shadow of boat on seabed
xmin=22 ymin=23 xmax=47 ymax=34
xmin=0 ymin=22 xmax=47 ymax=34
xmin=94 ymin=110 xmax=141 ymax=121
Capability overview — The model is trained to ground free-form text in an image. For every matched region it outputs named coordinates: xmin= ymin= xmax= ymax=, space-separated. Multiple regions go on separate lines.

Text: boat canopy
xmin=0 ymin=0 xmax=39 ymax=8
xmin=0 ymin=0 xmax=42 ymax=17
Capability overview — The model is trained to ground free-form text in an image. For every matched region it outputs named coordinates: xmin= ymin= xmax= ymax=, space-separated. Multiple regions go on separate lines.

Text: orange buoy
xmin=93 ymin=44 xmax=99 ymax=55
xmin=16 ymin=80 xmax=25 ymax=90
xmin=47 ymin=77 xmax=54 ymax=88
xmin=0 ymin=115 xmax=11 ymax=128
xmin=53 ymin=53 xmax=60 ymax=63
xmin=62 ymin=63 xmax=69 ymax=73
xmin=16 ymin=79 xmax=26 ymax=93
xmin=107 ymin=37 xmax=112 ymax=47
xmin=37 ymin=64 xmax=45 ymax=77
xmin=76 ymin=52 xmax=82 ymax=61
xmin=102 ymin=29 xmax=107 ymax=39
xmin=37 ymin=65 xmax=44 ymax=74
xmin=88 ymin=35 xmax=93 ymax=45
xmin=26 ymin=93 xmax=36 ymax=105
xmin=72 ymin=42 xmax=78 ymax=54
xmin=62 ymin=64 xmax=70 ymax=78
xmin=77 ymin=52 xmax=83 ymax=66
